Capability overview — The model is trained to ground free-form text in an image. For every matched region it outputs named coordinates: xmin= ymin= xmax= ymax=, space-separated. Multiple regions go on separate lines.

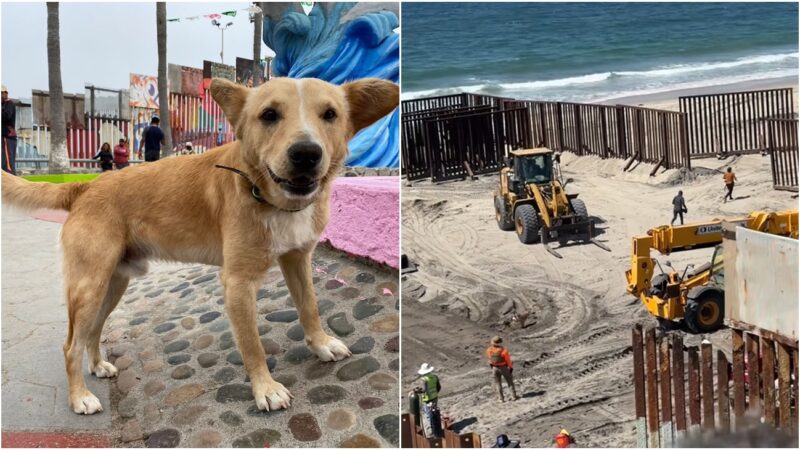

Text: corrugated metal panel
xmin=726 ymin=226 xmax=798 ymax=340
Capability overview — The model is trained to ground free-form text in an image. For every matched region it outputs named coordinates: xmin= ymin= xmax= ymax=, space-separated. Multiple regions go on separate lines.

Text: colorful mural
xmin=181 ymin=67 xmax=204 ymax=97
xmin=129 ymin=74 xmax=159 ymax=108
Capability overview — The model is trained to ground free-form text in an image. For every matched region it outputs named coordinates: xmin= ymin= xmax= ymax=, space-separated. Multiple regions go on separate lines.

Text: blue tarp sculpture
xmin=262 ymin=2 xmax=399 ymax=168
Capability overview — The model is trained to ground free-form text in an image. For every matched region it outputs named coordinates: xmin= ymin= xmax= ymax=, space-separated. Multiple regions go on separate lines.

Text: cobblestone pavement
xmin=103 ymin=247 xmax=399 ymax=447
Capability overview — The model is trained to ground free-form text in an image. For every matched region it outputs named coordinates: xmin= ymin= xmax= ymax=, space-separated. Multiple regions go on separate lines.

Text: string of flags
xmin=168 ymin=5 xmax=262 ymax=23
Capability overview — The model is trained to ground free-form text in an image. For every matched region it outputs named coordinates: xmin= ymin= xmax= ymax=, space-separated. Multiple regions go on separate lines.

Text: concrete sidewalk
xmin=1 ymin=206 xmax=112 ymax=445
xmin=2 ymin=206 xmax=400 ymax=447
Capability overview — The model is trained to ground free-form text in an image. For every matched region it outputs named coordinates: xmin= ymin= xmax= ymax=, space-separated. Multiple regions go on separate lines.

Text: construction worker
xmin=554 ymin=429 xmax=576 ymax=448
xmin=491 ymin=434 xmax=521 ymax=448
xmin=486 ymin=336 xmax=518 ymax=402
xmin=671 ymin=190 xmax=687 ymax=225
xmin=416 ymin=363 xmax=442 ymax=438
xmin=723 ymin=167 xmax=737 ymax=203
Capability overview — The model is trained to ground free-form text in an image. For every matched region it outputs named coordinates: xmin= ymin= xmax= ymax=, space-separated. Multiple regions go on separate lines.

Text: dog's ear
xmin=342 ymin=78 xmax=399 ymax=134
xmin=210 ymin=78 xmax=248 ymax=129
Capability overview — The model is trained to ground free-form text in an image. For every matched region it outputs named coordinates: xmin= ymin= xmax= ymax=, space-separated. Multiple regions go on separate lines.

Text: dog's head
xmin=210 ymin=77 xmax=398 ymax=207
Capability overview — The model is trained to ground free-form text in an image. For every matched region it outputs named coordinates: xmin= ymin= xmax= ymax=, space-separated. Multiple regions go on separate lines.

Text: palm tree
xmin=46 ymin=2 xmax=69 ymax=174
xmin=156 ymin=2 xmax=173 ymax=157
xmin=252 ymin=3 xmax=263 ymax=86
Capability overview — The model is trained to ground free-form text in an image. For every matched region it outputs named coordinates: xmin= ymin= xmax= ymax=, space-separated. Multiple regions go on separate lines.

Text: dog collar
xmin=214 ymin=164 xmax=308 ymax=213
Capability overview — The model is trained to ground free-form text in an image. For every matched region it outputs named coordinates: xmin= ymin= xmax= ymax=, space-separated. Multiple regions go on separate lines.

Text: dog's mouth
xmin=266 ymin=166 xmax=319 ymax=197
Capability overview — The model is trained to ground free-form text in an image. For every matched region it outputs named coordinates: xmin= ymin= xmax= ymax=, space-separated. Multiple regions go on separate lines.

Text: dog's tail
xmin=1 ymin=171 xmax=90 ymax=211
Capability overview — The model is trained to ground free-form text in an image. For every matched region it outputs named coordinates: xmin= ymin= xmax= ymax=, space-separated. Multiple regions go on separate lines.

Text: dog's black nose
xmin=288 ymin=141 xmax=323 ymax=173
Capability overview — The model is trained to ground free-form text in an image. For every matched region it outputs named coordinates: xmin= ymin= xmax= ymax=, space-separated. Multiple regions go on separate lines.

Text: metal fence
xmin=401 ymin=92 xmax=507 ymax=115
xmin=507 ymin=101 xmax=690 ymax=173
xmin=424 ymin=107 xmax=531 ymax=182
xmin=402 ymin=105 xmax=497 ymax=180
xmin=14 ymin=88 xmax=234 ymax=170
xmin=400 ymin=413 xmax=482 ymax=448
xmin=762 ymin=117 xmax=799 ymax=192
xmin=632 ymin=324 xmax=797 ymax=448
xmin=679 ymin=88 xmax=795 ymax=158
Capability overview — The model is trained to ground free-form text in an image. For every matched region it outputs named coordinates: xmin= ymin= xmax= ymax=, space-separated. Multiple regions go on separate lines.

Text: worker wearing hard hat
xmin=555 ymin=429 xmax=576 ymax=448
xmin=486 ymin=336 xmax=518 ymax=402
xmin=417 ymin=363 xmax=441 ymax=406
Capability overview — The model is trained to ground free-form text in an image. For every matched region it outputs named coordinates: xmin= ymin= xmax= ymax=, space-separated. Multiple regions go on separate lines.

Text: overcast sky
xmin=1 ymin=2 xmax=276 ymax=98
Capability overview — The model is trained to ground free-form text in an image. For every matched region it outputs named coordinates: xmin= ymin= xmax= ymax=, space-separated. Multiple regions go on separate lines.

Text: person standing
xmin=671 ymin=190 xmax=687 ymax=225
xmin=416 ymin=363 xmax=442 ymax=438
xmin=723 ymin=167 xmax=737 ymax=203
xmin=114 ymin=138 xmax=130 ymax=169
xmin=486 ymin=336 xmax=518 ymax=402
xmin=2 ymin=85 xmax=17 ymax=175
xmin=138 ymin=116 xmax=165 ymax=162
xmin=92 ymin=142 xmax=113 ymax=171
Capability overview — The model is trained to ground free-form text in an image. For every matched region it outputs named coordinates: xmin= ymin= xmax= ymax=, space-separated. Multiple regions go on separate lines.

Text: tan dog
xmin=1 ymin=77 xmax=398 ymax=414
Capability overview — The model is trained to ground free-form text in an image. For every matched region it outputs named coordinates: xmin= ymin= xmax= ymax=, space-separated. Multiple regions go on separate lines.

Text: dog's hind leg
xmin=278 ymin=249 xmax=351 ymax=362
xmin=61 ymin=222 xmax=123 ymax=415
xmin=85 ymin=270 xmax=129 ymax=378
xmin=222 ymin=253 xmax=292 ymax=411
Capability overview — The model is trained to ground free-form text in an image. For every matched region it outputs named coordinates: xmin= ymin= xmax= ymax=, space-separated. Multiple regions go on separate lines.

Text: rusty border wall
xmin=632 ymin=324 xmax=798 ymax=448
xmin=402 ymin=95 xmax=689 ymax=182
xmin=762 ymin=117 xmax=799 ymax=192
xmin=506 ymin=100 xmax=689 ymax=173
xmin=679 ymin=88 xmax=795 ymax=158
xmin=403 ymin=88 xmax=796 ymax=183
xmin=400 ymin=413 xmax=482 ymax=448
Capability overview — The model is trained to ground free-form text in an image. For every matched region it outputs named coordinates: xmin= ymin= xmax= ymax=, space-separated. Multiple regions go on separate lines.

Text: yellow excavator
xmin=626 ymin=209 xmax=798 ymax=333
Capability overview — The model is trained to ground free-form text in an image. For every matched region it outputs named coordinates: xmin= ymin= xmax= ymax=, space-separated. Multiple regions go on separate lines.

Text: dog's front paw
xmin=89 ymin=360 xmax=118 ymax=378
xmin=70 ymin=391 xmax=104 ymax=415
xmin=253 ymin=380 xmax=293 ymax=411
xmin=308 ymin=335 xmax=352 ymax=362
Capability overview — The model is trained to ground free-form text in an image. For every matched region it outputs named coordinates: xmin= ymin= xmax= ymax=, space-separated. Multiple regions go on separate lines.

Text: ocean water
xmin=401 ymin=2 xmax=799 ymax=102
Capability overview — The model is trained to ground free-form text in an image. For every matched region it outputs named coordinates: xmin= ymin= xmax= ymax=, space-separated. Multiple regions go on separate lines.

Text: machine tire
xmin=571 ymin=198 xmax=589 ymax=219
xmin=515 ymin=204 xmax=541 ymax=244
xmin=495 ymin=196 xmax=514 ymax=231
xmin=685 ymin=291 xmax=725 ymax=334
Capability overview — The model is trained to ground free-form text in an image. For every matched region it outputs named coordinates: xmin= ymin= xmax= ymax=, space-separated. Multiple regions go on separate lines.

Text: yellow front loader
xmin=493 ymin=148 xmax=610 ymax=258
xmin=625 ymin=210 xmax=798 ymax=333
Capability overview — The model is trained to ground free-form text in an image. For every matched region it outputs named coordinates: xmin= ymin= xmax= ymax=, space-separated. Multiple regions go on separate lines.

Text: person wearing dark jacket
xmin=93 ymin=142 xmax=114 ymax=171
xmin=2 ymin=85 xmax=17 ymax=174
xmin=671 ymin=190 xmax=687 ymax=225
xmin=491 ymin=434 xmax=521 ymax=448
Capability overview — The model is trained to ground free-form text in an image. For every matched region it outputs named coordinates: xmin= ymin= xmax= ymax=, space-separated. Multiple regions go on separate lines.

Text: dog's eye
xmin=261 ymin=109 xmax=279 ymax=123
xmin=322 ymin=109 xmax=337 ymax=121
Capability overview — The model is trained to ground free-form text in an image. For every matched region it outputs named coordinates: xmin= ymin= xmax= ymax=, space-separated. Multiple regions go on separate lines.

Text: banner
xmin=235 ymin=57 xmax=264 ymax=87
xmin=168 ymin=6 xmax=259 ymax=23
xmin=203 ymin=60 xmax=235 ymax=82
xmin=129 ymin=74 xmax=159 ymax=109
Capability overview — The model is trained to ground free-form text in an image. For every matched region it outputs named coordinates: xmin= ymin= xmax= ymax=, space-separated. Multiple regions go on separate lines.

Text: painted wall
xmin=262 ymin=2 xmax=399 ymax=168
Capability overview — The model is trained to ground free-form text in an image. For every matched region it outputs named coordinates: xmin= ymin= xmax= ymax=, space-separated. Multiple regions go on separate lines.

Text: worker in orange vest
xmin=554 ymin=429 xmax=575 ymax=448
xmin=486 ymin=336 xmax=518 ymax=402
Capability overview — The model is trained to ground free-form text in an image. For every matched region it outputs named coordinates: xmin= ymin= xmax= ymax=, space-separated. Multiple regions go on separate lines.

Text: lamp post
xmin=211 ymin=19 xmax=234 ymax=64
